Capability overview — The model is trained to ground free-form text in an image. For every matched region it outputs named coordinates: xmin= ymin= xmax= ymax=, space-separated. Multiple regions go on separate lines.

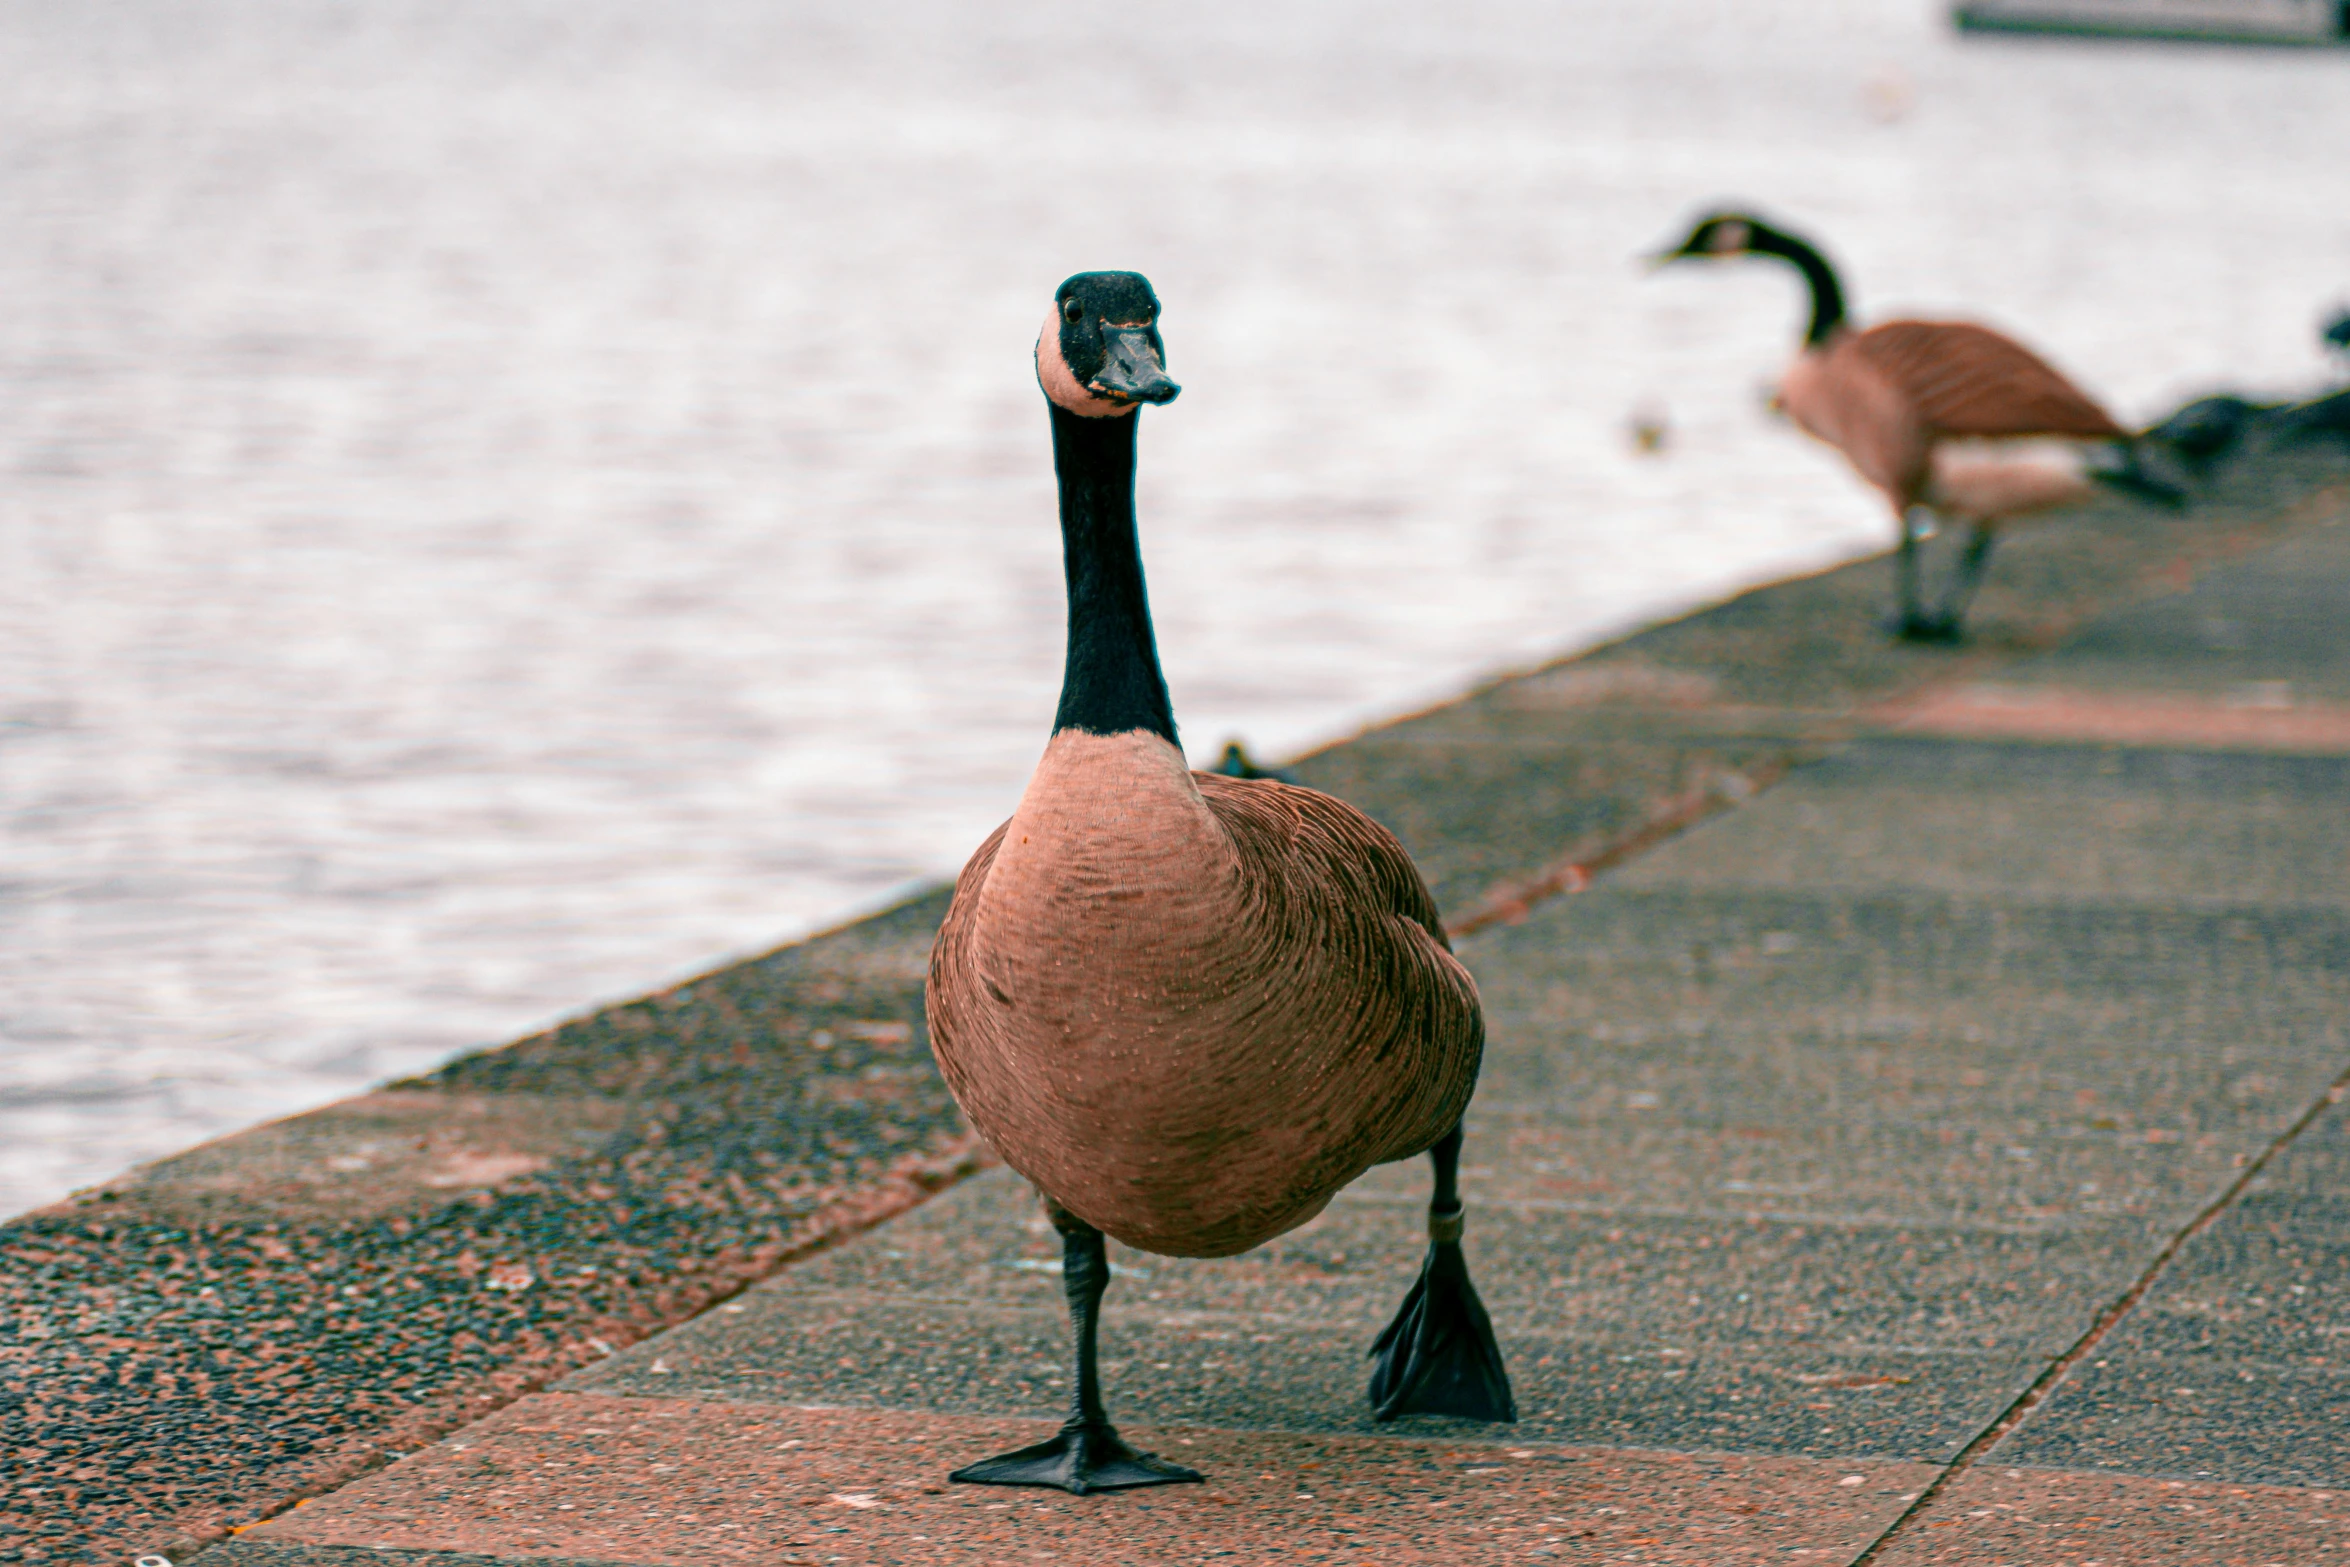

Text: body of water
xmin=3 ymin=0 xmax=2345 ymax=1215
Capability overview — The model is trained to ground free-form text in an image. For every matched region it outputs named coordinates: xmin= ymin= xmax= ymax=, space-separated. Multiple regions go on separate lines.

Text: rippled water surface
xmin=3 ymin=0 xmax=2345 ymax=1214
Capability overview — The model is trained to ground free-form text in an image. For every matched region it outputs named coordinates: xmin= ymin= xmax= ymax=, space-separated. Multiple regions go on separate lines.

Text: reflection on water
xmin=2 ymin=0 xmax=2345 ymax=1215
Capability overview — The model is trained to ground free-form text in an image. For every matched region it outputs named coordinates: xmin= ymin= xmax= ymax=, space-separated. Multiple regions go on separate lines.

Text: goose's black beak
xmin=1090 ymin=328 xmax=1181 ymax=406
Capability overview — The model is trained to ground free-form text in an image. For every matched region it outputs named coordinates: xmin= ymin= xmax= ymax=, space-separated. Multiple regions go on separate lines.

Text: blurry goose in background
xmin=2133 ymin=304 xmax=2350 ymax=474
xmin=1212 ymin=739 xmax=1297 ymax=783
xmin=1651 ymin=210 xmax=2177 ymax=641
xmin=2147 ymin=395 xmax=2269 ymax=474
xmin=2140 ymin=387 xmax=2350 ymax=476
xmin=925 ymin=271 xmax=1514 ymax=1496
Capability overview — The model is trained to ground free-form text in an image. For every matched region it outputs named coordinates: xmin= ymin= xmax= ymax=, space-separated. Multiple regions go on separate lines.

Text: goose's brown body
xmin=927 ymin=729 xmax=1482 ymax=1259
xmin=1780 ymin=320 xmax=2127 ymax=522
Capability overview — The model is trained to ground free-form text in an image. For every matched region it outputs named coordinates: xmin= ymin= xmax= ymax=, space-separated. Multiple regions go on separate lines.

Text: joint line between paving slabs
xmin=1849 ymin=1057 xmax=2350 ymax=1565
xmin=1445 ymin=757 xmax=1796 ymax=938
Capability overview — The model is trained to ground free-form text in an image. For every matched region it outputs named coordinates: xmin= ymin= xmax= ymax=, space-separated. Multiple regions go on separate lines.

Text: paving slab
xmin=1991 ymin=1094 xmax=2350 ymax=1490
xmin=498 ymin=715 xmax=2343 ymax=1492
xmin=222 ymin=1392 xmax=1936 ymax=1566
xmin=1878 ymin=477 xmax=2350 ymax=759
xmin=1606 ymin=739 xmax=2350 ymax=909
xmin=1988 ymin=515 xmax=2350 ymax=706
xmin=1870 ymin=1465 xmax=2350 ymax=1565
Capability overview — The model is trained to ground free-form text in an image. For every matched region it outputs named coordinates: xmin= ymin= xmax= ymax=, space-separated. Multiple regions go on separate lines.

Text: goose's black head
xmin=1650 ymin=211 xmax=1767 ymax=266
xmin=1036 ymin=271 xmax=1180 ymax=417
xmin=1648 ymin=208 xmax=1848 ymax=346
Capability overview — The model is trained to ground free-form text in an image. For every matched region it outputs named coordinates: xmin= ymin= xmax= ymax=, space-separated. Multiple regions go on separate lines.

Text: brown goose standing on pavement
xmin=1652 ymin=210 xmax=2168 ymax=641
xmin=925 ymin=270 xmax=1514 ymax=1495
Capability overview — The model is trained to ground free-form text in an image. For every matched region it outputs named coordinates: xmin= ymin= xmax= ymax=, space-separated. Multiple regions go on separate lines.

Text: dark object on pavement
xmin=2139 ymin=385 xmax=2350 ymax=478
xmin=2273 ymin=385 xmax=2350 ymax=448
xmin=2087 ymin=445 xmax=2191 ymax=509
xmin=2148 ymin=395 xmax=2274 ymax=471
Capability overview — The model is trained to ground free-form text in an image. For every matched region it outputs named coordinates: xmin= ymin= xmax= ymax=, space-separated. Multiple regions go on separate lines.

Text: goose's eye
xmin=1062 ymin=298 xmax=1083 ymax=323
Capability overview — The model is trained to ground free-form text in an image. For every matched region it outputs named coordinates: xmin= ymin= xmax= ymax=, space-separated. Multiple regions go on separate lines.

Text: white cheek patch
xmin=1036 ymin=308 xmax=1140 ymax=419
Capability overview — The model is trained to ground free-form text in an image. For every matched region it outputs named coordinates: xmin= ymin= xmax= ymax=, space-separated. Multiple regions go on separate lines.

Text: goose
xmin=1211 ymin=739 xmax=1297 ymax=783
xmin=925 ymin=271 xmax=1514 ymax=1495
xmin=1651 ymin=210 xmax=2170 ymax=641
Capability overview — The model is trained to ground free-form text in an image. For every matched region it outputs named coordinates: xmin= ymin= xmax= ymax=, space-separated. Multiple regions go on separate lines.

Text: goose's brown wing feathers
xmin=1851 ymin=320 xmax=2126 ymax=440
xmin=1193 ymin=769 xmax=1480 ymax=1160
xmin=1195 ymin=771 xmax=1453 ymax=951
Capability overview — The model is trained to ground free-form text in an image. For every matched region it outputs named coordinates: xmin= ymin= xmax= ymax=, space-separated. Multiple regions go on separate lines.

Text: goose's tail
xmin=2088 ymin=435 xmax=2190 ymax=510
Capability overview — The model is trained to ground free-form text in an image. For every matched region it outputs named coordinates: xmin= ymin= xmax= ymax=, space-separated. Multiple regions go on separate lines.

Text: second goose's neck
xmin=1049 ymin=404 xmax=1177 ymax=745
xmin=1752 ymin=227 xmax=1848 ymax=347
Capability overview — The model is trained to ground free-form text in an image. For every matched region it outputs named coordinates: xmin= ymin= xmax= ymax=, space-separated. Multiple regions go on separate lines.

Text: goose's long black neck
xmin=1049 ymin=403 xmax=1177 ymax=744
xmin=1753 ymin=226 xmax=1848 ymax=347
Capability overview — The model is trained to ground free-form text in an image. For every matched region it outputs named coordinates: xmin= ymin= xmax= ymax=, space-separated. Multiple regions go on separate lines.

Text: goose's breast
xmin=965 ymin=730 xmax=1246 ymax=1022
xmin=1784 ymin=344 xmax=1928 ymax=503
xmin=926 ymin=737 xmax=1479 ymax=1256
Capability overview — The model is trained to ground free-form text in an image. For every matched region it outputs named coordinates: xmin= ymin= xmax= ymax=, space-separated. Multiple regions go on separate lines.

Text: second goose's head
xmin=1649 ymin=210 xmax=1768 ymax=267
xmin=1037 ymin=271 xmax=1181 ymax=417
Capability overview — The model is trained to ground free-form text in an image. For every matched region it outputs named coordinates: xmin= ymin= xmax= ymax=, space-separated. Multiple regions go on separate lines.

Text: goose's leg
xmin=1931 ymin=519 xmax=1998 ymax=639
xmin=949 ymin=1203 xmax=1201 ymax=1494
xmin=1368 ymin=1124 xmax=1517 ymax=1422
xmin=1887 ymin=507 xmax=1959 ymax=643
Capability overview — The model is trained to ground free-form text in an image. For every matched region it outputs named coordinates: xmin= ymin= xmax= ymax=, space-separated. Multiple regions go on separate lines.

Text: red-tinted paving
xmin=222 ymin=1393 xmax=1936 ymax=1566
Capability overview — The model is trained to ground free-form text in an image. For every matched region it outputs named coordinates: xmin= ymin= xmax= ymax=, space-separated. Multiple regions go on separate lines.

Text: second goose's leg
xmin=1887 ymin=506 xmax=1935 ymax=641
xmin=950 ymin=1202 xmax=1201 ymax=1494
xmin=1931 ymin=519 xmax=1998 ymax=639
xmin=1368 ymin=1124 xmax=1517 ymax=1422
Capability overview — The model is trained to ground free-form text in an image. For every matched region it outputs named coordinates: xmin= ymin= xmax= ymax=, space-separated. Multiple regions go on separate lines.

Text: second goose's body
xmin=1655 ymin=211 xmax=2154 ymax=640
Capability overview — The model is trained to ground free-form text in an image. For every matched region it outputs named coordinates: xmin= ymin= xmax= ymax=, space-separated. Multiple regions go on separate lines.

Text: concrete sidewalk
xmin=188 ymin=464 xmax=2350 ymax=1566
xmin=10 ymin=451 xmax=2347 ymax=1567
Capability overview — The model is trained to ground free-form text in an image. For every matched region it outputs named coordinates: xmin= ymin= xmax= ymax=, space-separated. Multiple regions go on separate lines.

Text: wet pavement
xmin=8 ymin=452 xmax=2350 ymax=1565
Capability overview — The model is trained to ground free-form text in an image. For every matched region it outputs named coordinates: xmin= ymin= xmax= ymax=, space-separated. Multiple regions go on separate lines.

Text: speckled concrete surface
xmin=1982 ymin=512 xmax=2350 ymax=707
xmin=3 ymin=894 xmax=982 ymax=1565
xmin=18 ymin=458 xmax=2350 ymax=1565
xmin=560 ymin=1164 xmax=2100 ymax=1461
xmin=195 ymin=1552 xmax=634 ymax=1567
xmin=221 ymin=1393 xmax=1937 ymax=1565
xmin=1994 ymin=1094 xmax=2350 ymax=1491
xmin=1871 ymin=1466 xmax=2350 ymax=1564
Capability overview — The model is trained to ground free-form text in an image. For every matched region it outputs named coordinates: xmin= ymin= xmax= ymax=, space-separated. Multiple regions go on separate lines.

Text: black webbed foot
xmin=1369 ymin=1227 xmax=1517 ymax=1422
xmin=1883 ymin=611 xmax=1962 ymax=645
xmin=950 ymin=1417 xmax=1201 ymax=1494
xmin=949 ymin=1207 xmax=1202 ymax=1494
xmin=1373 ymin=1128 xmax=1516 ymax=1422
